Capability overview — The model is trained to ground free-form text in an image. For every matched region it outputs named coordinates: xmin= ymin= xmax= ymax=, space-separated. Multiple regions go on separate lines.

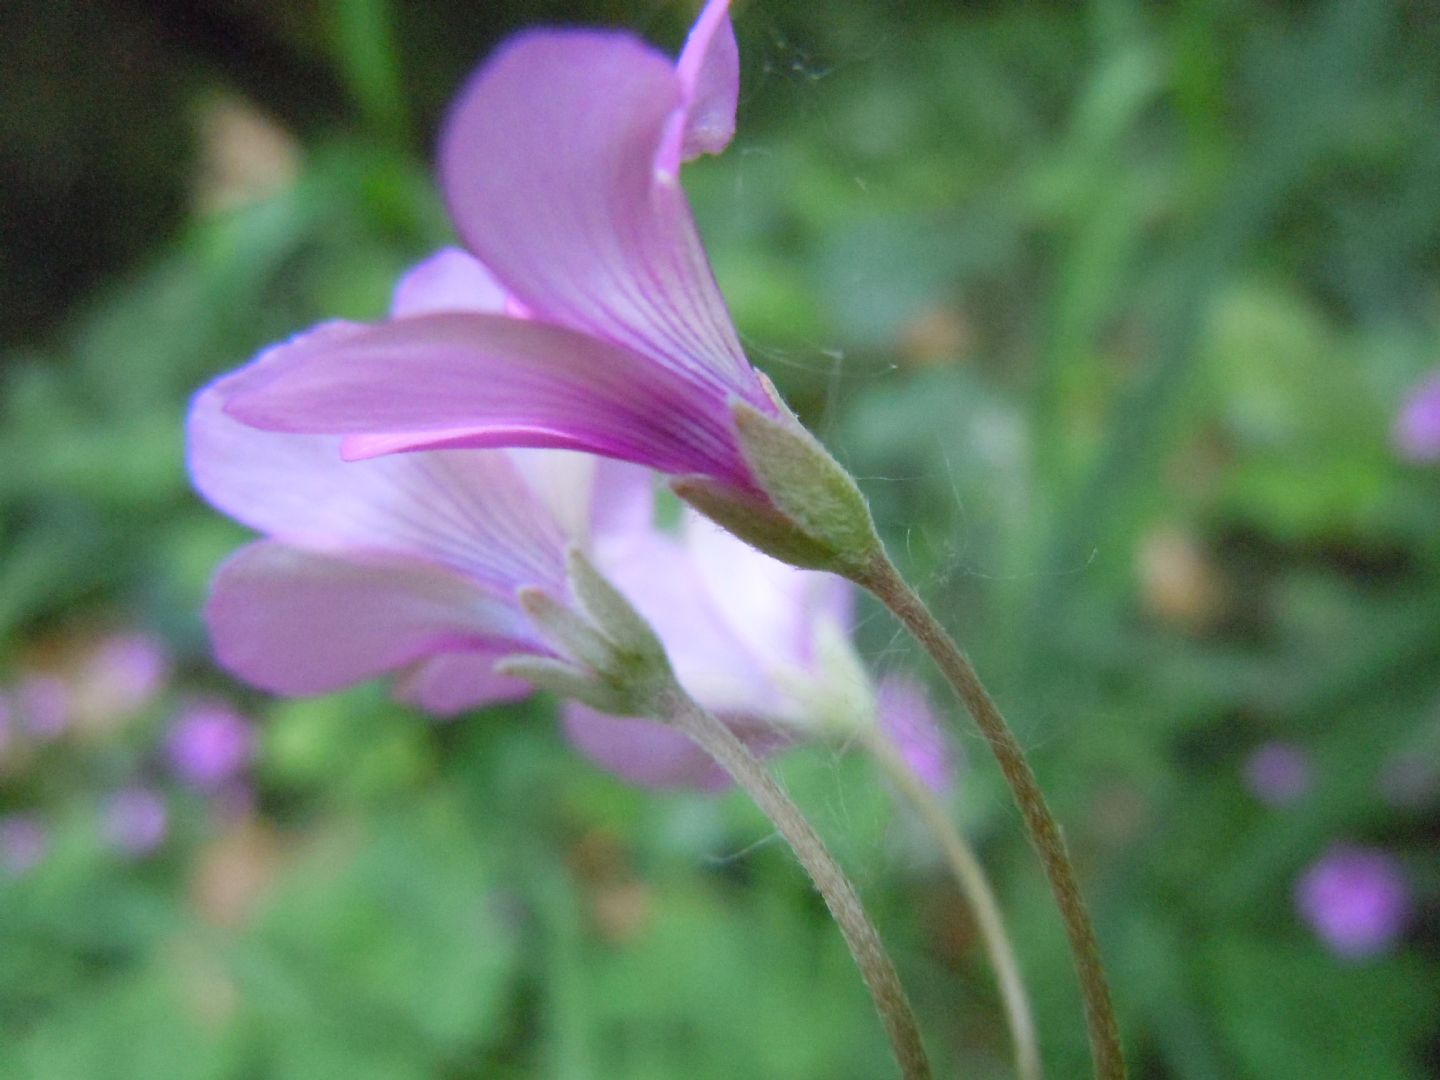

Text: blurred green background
xmin=3 ymin=0 xmax=1439 ymax=1076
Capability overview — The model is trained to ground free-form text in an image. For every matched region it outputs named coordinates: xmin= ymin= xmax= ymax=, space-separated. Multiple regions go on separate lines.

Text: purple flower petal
xmin=205 ymin=541 xmax=539 ymax=696
xmin=389 ymin=247 xmax=511 ymax=318
xmin=1295 ymin=844 xmax=1412 ymax=960
xmin=596 ymin=526 xmax=777 ymax=718
xmin=563 ymin=703 xmax=732 ymax=792
xmin=392 ymin=652 xmax=533 ymax=717
xmin=1394 ymin=370 xmax=1440 ymax=461
xmin=211 ymin=4 xmax=774 ymax=502
xmin=439 ymin=21 xmax=766 ymax=409
xmin=509 ymin=451 xmax=658 ymax=544
xmin=190 ymin=363 xmax=569 ymax=594
xmin=274 ymin=248 xmax=521 ymax=460
xmin=219 ymin=312 xmax=757 ymax=491
xmin=684 ymin=512 xmax=853 ymax=669
xmin=596 ymin=507 xmax=856 ymax=731
xmin=876 ymin=677 xmax=956 ymax=795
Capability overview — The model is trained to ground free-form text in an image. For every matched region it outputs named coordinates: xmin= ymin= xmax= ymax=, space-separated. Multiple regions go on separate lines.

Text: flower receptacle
xmin=505 ymin=549 xmax=675 ymax=718
xmin=674 ymin=400 xmax=882 ymax=579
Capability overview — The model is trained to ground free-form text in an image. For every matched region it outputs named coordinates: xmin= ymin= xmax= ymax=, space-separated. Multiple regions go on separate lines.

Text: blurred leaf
xmin=1209 ymin=938 xmax=1436 ymax=1080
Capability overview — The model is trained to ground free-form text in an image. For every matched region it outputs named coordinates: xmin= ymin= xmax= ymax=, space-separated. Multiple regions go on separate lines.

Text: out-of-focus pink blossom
xmin=16 ymin=675 xmax=70 ymax=740
xmin=102 ymin=787 xmax=169 ymax=857
xmin=1295 ymin=844 xmax=1412 ymax=960
xmin=1242 ymin=741 xmax=1312 ymax=806
xmin=216 ymin=1 xmax=795 ymax=511
xmin=81 ymin=632 xmax=171 ymax=722
xmin=876 ymin=677 xmax=957 ymax=795
xmin=1394 ymin=371 xmax=1440 ymax=461
xmin=0 ymin=814 xmax=47 ymax=878
xmin=167 ymin=701 xmax=254 ymax=790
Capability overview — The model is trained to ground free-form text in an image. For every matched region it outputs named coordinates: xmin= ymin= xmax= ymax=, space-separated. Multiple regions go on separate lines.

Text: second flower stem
xmin=862 ymin=730 xmax=1043 ymax=1080
xmin=662 ymin=688 xmax=933 ymax=1080
xmin=856 ymin=550 xmax=1125 ymax=1080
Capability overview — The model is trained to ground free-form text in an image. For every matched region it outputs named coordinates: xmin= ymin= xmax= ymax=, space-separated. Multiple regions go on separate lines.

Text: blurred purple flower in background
xmin=167 ymin=701 xmax=254 ymax=791
xmin=102 ymin=787 xmax=169 ymax=857
xmin=1242 ymin=741 xmax=1312 ymax=806
xmin=81 ymin=632 xmax=171 ymax=722
xmin=1394 ymin=371 xmax=1440 ymax=461
xmin=876 ymin=677 xmax=957 ymax=795
xmin=17 ymin=675 xmax=70 ymax=740
xmin=1295 ymin=844 xmax=1412 ymax=960
xmin=0 ymin=814 xmax=48 ymax=878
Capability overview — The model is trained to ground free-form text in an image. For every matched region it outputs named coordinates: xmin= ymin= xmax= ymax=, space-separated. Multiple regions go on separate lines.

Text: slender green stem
xmin=661 ymin=688 xmax=934 ymax=1080
xmin=855 ymin=550 xmax=1125 ymax=1080
xmin=862 ymin=730 xmax=1043 ymax=1080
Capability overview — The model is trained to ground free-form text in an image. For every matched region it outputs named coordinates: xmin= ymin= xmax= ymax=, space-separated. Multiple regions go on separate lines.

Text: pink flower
xmin=1394 ymin=370 xmax=1440 ymax=461
xmin=219 ymin=1 xmax=777 ymax=506
xmin=190 ymin=251 xmax=662 ymax=713
xmin=191 ymin=250 xmax=880 ymax=790
xmin=1295 ymin=844 xmax=1412 ymax=960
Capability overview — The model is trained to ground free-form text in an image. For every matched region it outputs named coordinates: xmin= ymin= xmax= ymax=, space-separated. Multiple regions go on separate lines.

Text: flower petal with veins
xmin=222 ymin=313 xmax=757 ymax=491
xmin=440 ymin=18 xmax=762 ymax=405
xmin=191 ymin=370 xmax=568 ymax=593
xmin=206 ymin=542 xmax=540 ymax=696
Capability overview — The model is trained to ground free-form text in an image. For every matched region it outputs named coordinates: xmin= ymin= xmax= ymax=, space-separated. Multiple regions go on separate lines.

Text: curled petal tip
xmin=676 ymin=0 xmax=740 ymax=162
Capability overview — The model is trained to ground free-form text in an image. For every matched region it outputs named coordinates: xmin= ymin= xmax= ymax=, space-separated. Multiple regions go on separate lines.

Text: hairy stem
xmin=856 ymin=550 xmax=1125 ymax=1080
xmin=662 ymin=689 xmax=933 ymax=1080
xmin=862 ymin=730 xmax=1043 ymax=1080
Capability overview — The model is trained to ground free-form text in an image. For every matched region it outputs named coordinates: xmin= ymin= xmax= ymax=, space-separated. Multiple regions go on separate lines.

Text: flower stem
xmin=662 ymin=689 xmax=933 ymax=1080
xmin=862 ymin=730 xmax=1043 ymax=1080
xmin=855 ymin=550 xmax=1125 ymax=1080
